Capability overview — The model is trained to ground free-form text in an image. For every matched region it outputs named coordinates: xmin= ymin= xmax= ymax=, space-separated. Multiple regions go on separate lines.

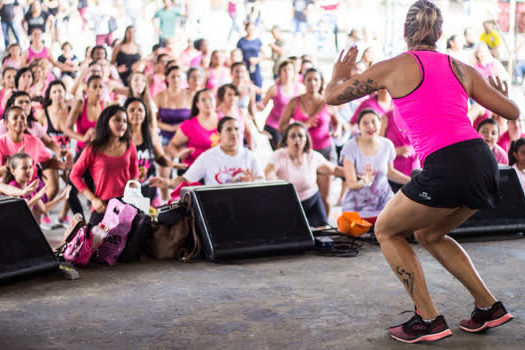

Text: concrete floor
xmin=1 ymin=232 xmax=524 ymax=350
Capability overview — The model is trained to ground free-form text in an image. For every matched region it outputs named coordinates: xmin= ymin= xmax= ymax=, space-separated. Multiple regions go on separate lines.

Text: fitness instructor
xmin=325 ymin=0 xmax=518 ymax=344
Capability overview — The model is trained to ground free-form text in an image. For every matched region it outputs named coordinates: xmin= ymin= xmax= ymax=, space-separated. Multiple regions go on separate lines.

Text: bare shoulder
xmin=448 ymin=56 xmax=475 ymax=94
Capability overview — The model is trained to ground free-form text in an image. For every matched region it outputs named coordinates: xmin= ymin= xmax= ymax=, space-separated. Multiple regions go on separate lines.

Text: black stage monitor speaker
xmin=451 ymin=166 xmax=525 ymax=235
xmin=0 ymin=197 xmax=59 ymax=283
xmin=181 ymin=181 xmax=314 ymax=260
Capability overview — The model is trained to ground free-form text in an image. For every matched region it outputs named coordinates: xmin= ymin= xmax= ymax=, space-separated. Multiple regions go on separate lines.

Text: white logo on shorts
xmin=419 ymin=192 xmax=432 ymax=200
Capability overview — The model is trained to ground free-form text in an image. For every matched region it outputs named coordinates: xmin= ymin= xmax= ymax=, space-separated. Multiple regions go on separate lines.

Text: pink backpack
xmin=94 ymin=199 xmax=138 ymax=265
xmin=63 ymin=224 xmax=107 ymax=267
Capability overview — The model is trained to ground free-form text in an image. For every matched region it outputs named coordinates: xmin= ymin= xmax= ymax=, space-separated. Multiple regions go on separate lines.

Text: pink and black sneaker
xmin=460 ymin=301 xmax=513 ymax=333
xmin=390 ymin=312 xmax=452 ymax=344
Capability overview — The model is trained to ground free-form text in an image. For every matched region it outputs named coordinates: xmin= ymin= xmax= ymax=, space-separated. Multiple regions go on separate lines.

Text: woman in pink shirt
xmin=216 ymin=83 xmax=253 ymax=149
xmin=169 ymin=88 xmax=219 ymax=167
xmin=70 ymin=105 xmax=139 ymax=225
xmin=0 ymin=68 xmax=16 ymax=118
xmin=325 ymin=1 xmax=518 ymax=343
xmin=350 ymin=88 xmax=392 ymax=125
xmin=2 ymin=43 xmax=23 ymax=70
xmin=497 ymin=118 xmax=525 ymax=153
xmin=265 ymin=122 xmax=343 ymax=228
xmin=279 ymin=68 xmax=340 ymax=217
xmin=206 ymin=50 xmax=231 ymax=92
xmin=258 ymin=60 xmax=301 ymax=149
xmin=477 ymin=119 xmax=508 ymax=164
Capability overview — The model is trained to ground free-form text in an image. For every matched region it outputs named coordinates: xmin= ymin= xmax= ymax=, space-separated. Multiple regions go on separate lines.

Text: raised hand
xmin=22 ymin=180 xmax=39 ymax=196
xmin=361 ymin=164 xmax=377 ymax=187
xmin=177 ymin=147 xmax=195 ymax=161
xmin=148 ymin=176 xmax=169 ymax=189
xmin=488 ymin=76 xmax=508 ymax=97
xmin=331 ymin=46 xmax=359 ymax=82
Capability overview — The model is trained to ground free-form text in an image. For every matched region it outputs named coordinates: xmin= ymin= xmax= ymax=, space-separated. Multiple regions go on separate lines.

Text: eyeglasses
xmin=289 ymin=133 xmax=305 ymax=139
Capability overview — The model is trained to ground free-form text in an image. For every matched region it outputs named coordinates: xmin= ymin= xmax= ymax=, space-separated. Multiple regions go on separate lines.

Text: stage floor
xmin=1 ymin=232 xmax=524 ymax=349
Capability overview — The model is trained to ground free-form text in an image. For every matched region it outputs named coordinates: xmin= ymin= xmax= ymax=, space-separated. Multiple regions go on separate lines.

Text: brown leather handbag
xmin=148 ymin=193 xmax=201 ymax=262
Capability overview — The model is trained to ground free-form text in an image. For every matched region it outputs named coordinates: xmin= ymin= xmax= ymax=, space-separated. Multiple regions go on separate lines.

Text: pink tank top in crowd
xmin=27 ymin=45 xmax=50 ymax=63
xmin=266 ymin=83 xmax=298 ymax=129
xmin=392 ymin=51 xmax=480 ymax=164
xmin=179 ymin=117 xmax=219 ymax=166
xmin=0 ymin=89 xmax=6 ymax=118
xmin=206 ymin=67 xmax=230 ymax=90
xmin=292 ymin=99 xmax=332 ymax=150
xmin=149 ymin=74 xmax=167 ymax=97
xmin=76 ymin=98 xmax=104 ymax=151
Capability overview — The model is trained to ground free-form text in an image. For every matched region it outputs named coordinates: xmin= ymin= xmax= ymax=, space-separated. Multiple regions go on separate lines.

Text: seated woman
xmin=217 ymin=83 xmax=253 ymax=149
xmin=477 ymin=118 xmax=508 ymax=165
xmin=498 ymin=118 xmax=525 ymax=153
xmin=508 ymin=138 xmax=525 ymax=194
xmin=0 ymin=106 xmax=72 ymax=224
xmin=3 ymin=152 xmax=70 ymax=223
xmin=265 ymin=122 xmax=344 ymax=228
xmin=168 ymin=88 xmax=219 ymax=168
xmin=125 ymin=97 xmax=186 ymax=202
xmin=341 ymin=109 xmax=410 ymax=224
xmin=70 ymin=105 xmax=139 ymax=224
xmin=149 ymin=117 xmax=263 ymax=190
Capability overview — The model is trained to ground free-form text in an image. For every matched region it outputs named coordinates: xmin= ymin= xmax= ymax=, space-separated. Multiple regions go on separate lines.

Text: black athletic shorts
xmin=401 ymin=138 xmax=500 ymax=209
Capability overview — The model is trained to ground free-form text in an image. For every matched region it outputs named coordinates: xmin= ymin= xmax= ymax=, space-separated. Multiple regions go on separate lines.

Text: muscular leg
xmin=159 ymin=145 xmax=175 ymax=201
xmin=375 ymin=191 xmax=466 ymax=319
xmin=43 ymin=168 xmax=59 ymax=200
xmin=316 ymin=173 xmax=331 ymax=216
xmin=415 ymin=208 xmax=497 ymax=308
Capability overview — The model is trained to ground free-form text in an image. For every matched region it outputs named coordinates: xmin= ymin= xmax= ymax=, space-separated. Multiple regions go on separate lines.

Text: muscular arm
xmin=325 ymin=60 xmax=391 ymax=105
xmin=452 ymin=59 xmax=520 ymax=121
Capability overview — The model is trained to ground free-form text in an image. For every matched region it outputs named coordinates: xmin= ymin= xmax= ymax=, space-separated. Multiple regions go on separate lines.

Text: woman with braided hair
xmin=326 ymin=0 xmax=518 ymax=344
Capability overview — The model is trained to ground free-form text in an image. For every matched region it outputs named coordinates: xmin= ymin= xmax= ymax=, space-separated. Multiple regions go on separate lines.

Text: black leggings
xmin=67 ymin=149 xmax=95 ymax=218
xmin=301 ymin=191 xmax=328 ymax=228
xmin=264 ymin=124 xmax=281 ymax=150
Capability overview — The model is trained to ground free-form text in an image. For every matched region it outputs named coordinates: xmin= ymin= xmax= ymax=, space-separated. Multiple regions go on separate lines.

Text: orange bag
xmin=337 ymin=212 xmax=372 ymax=237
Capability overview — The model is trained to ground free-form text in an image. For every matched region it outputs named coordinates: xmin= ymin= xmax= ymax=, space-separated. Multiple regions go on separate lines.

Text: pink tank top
xmin=292 ymin=98 xmax=332 ymax=150
xmin=149 ymin=74 xmax=167 ymax=97
xmin=266 ymin=83 xmax=298 ymax=129
xmin=76 ymin=98 xmax=104 ymax=151
xmin=392 ymin=51 xmax=480 ymax=164
xmin=217 ymin=106 xmax=245 ymax=138
xmin=27 ymin=45 xmax=50 ymax=63
xmin=179 ymin=117 xmax=219 ymax=166
xmin=0 ymin=89 xmax=6 ymax=118
xmin=206 ymin=67 xmax=230 ymax=90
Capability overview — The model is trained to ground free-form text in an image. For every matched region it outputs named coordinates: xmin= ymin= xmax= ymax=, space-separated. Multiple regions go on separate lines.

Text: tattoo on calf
xmin=337 ymin=79 xmax=378 ymax=101
xmin=396 ymin=266 xmax=414 ymax=296
xmin=452 ymin=60 xmax=465 ymax=81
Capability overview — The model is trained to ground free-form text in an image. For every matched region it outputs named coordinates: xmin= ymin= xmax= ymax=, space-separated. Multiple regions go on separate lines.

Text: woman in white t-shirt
xmin=149 ymin=116 xmax=263 ymax=189
xmin=265 ymin=122 xmax=344 ymax=228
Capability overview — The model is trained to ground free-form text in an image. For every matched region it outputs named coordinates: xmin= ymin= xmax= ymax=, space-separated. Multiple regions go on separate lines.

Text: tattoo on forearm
xmin=337 ymin=79 xmax=378 ymax=101
xmin=396 ymin=266 xmax=414 ymax=296
xmin=452 ymin=60 xmax=465 ymax=81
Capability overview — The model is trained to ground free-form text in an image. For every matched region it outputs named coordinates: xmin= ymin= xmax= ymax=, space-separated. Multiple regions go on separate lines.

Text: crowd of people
xmin=0 ymin=0 xmax=524 ymax=230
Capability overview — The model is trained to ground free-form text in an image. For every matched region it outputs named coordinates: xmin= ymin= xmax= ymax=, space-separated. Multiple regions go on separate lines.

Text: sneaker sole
xmin=391 ymin=329 xmax=452 ymax=344
xmin=460 ymin=313 xmax=514 ymax=333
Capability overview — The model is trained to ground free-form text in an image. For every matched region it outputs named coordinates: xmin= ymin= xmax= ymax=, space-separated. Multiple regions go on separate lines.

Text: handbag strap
xmin=179 ymin=192 xmax=201 ymax=262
